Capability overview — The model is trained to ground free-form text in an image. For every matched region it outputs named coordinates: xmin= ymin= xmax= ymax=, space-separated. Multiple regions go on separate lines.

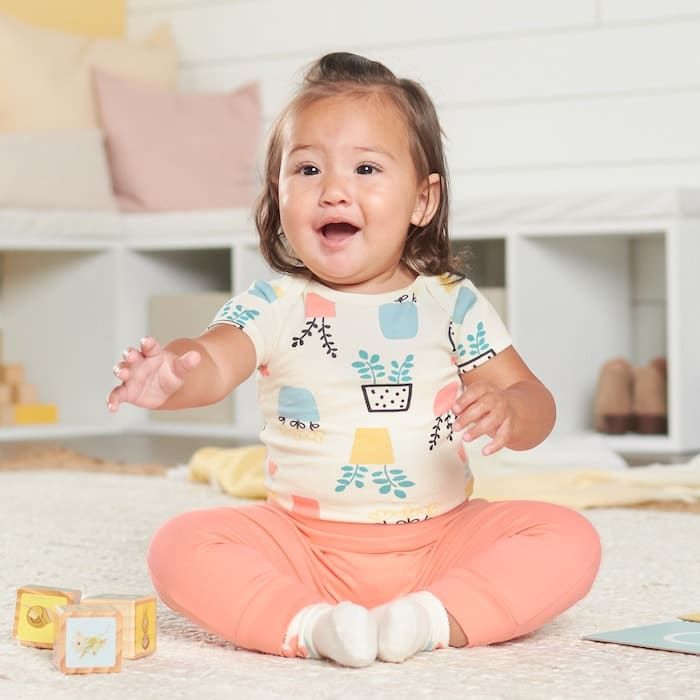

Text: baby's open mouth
xmin=320 ymin=222 xmax=359 ymax=240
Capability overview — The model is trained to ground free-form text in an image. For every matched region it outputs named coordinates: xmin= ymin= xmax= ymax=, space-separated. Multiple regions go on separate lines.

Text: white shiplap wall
xmin=126 ymin=0 xmax=700 ymax=199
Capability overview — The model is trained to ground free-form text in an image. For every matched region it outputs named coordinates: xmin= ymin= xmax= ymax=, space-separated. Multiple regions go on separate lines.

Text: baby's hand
xmin=452 ymin=380 xmax=515 ymax=456
xmin=107 ymin=336 xmax=200 ymax=412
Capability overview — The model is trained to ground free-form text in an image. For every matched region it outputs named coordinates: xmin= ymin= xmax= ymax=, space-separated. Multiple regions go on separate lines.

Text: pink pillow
xmin=93 ymin=69 xmax=261 ymax=212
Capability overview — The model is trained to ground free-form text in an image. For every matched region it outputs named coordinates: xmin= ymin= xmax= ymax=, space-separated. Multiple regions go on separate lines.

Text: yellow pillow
xmin=0 ymin=0 xmax=124 ymax=37
xmin=0 ymin=11 xmax=178 ymax=131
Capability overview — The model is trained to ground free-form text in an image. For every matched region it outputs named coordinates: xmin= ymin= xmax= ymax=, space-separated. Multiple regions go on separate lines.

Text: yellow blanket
xmin=188 ymin=445 xmax=700 ymax=509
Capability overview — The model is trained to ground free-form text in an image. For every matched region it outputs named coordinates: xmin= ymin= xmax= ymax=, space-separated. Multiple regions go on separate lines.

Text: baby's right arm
xmin=107 ymin=325 xmax=257 ymax=413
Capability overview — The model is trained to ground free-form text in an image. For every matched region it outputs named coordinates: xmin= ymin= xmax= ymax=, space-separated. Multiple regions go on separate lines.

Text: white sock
xmin=372 ymin=591 xmax=450 ymax=663
xmin=284 ymin=602 xmax=377 ymax=667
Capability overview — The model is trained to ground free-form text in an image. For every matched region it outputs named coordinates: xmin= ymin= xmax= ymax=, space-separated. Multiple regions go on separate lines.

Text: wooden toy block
xmin=0 ymin=363 xmax=24 ymax=384
xmin=13 ymin=585 xmax=81 ymax=649
xmin=53 ymin=604 xmax=122 ymax=674
xmin=11 ymin=383 xmax=38 ymax=404
xmin=13 ymin=403 xmax=59 ymax=424
xmin=84 ymin=594 xmax=157 ymax=658
xmin=0 ymin=382 xmax=11 ymax=404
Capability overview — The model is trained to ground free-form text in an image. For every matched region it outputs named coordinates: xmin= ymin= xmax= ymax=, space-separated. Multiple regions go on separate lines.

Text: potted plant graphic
xmin=352 ymin=350 xmax=414 ymax=412
xmin=335 ymin=427 xmax=415 ymax=499
xmin=456 ymin=321 xmax=496 ymax=372
xmin=217 ymin=301 xmax=260 ymax=329
xmin=378 ymin=294 xmax=418 ymax=339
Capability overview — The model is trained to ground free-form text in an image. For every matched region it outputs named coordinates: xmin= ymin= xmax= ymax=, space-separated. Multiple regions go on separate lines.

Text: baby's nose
xmin=320 ymin=173 xmax=352 ymax=205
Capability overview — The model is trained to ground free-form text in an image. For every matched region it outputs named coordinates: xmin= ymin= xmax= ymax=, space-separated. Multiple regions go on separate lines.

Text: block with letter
xmin=53 ymin=604 xmax=122 ymax=674
xmin=85 ymin=594 xmax=157 ymax=658
xmin=13 ymin=585 xmax=81 ymax=648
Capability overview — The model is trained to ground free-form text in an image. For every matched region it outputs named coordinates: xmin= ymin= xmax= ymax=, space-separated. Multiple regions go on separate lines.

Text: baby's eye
xmin=300 ymin=165 xmax=319 ymax=176
xmin=356 ymin=164 xmax=378 ymax=175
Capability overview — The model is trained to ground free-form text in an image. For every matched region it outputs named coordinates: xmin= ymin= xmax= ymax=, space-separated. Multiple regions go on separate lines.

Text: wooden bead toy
xmin=13 ymin=585 xmax=81 ymax=649
xmin=84 ymin=594 xmax=157 ymax=658
xmin=53 ymin=604 xmax=122 ymax=674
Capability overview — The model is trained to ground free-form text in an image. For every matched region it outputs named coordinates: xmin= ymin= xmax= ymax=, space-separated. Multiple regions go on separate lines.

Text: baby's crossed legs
xmin=147 ymin=499 xmax=600 ymax=665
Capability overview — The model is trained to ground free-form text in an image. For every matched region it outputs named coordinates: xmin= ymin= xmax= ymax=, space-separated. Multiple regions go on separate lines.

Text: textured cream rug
xmin=2 ymin=469 xmax=698 ymax=700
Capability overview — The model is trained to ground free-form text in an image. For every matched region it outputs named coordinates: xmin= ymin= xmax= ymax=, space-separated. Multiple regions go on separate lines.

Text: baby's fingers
xmin=139 ymin=336 xmax=161 ymax=357
xmin=480 ymin=418 xmax=512 ymax=456
xmin=107 ymin=385 xmax=125 ymax=412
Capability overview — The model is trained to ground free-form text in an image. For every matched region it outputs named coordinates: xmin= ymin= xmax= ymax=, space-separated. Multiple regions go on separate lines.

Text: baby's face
xmin=277 ymin=93 xmax=426 ymax=294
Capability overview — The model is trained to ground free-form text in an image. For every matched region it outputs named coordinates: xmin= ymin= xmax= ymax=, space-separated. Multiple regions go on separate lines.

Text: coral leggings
xmin=147 ymin=498 xmax=601 ymax=656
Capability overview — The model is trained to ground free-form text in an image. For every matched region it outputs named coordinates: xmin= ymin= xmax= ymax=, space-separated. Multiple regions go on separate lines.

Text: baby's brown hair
xmin=255 ymin=52 xmax=464 ymax=279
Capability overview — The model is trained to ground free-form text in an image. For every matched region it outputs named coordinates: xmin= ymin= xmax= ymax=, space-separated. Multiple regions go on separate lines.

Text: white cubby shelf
xmin=1 ymin=188 xmax=699 ymax=456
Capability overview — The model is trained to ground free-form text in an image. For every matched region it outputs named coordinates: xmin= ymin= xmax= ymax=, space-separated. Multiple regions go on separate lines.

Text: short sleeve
xmin=447 ymin=277 xmax=512 ymax=373
xmin=209 ymin=277 xmax=291 ymax=365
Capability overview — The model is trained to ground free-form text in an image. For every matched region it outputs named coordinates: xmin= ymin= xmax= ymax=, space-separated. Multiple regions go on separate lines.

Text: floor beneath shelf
xmin=621 ymin=450 xmax=698 ymax=466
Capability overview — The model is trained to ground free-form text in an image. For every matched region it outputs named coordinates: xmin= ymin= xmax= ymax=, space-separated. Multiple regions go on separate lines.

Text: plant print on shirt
xmin=215 ymin=302 xmax=260 ymax=329
xmin=352 ymin=350 xmax=414 ymax=412
xmin=211 ymin=275 xmax=511 ymax=524
xmin=428 ymin=381 xmax=459 ymax=450
xmin=291 ymin=292 xmax=338 ymax=358
xmin=277 ymin=386 xmax=324 ymax=442
xmin=446 ymin=283 xmax=496 ymax=372
xmin=336 ymin=427 xmax=415 ymax=499
xmin=456 ymin=320 xmax=496 ymax=372
xmin=378 ymin=290 xmax=418 ymax=339
xmin=212 ymin=280 xmax=278 ymax=329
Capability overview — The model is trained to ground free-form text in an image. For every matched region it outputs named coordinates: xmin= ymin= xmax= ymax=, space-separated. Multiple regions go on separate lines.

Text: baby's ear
xmin=411 ymin=173 xmax=441 ymax=227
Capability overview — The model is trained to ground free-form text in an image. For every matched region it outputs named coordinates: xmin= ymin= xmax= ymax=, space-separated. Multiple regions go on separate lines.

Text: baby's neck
xmin=311 ymin=266 xmax=417 ymax=295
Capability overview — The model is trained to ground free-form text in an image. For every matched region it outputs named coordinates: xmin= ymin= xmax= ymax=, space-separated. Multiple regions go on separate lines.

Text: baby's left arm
xmin=451 ymin=346 xmax=556 ymax=456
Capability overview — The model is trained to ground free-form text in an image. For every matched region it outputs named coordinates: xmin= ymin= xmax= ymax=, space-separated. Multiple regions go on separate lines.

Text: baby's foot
xmin=284 ymin=601 xmax=377 ymax=667
xmin=372 ymin=592 xmax=450 ymax=663
xmin=312 ymin=602 xmax=377 ymax=667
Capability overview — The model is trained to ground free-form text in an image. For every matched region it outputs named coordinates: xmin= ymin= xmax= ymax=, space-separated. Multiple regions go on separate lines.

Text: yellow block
xmin=13 ymin=585 xmax=82 ymax=649
xmin=14 ymin=403 xmax=58 ymax=424
xmin=0 ymin=1 xmax=125 ymax=37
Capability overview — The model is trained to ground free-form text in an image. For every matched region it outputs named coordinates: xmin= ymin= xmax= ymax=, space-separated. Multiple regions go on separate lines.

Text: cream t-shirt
xmin=210 ymin=274 xmax=511 ymax=524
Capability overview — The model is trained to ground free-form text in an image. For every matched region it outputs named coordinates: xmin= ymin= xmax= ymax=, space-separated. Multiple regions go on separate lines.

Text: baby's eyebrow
xmin=285 ymin=144 xmax=397 ymax=161
xmin=353 ymin=146 xmax=396 ymax=160
xmin=287 ymin=144 xmax=316 ymax=156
